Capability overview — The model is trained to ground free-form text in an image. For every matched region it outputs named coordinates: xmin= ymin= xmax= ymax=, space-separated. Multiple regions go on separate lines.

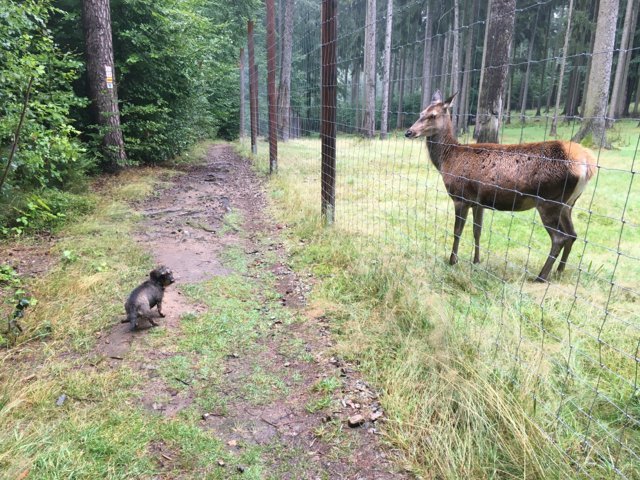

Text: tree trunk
xmin=519 ymin=8 xmax=540 ymax=124
xmin=579 ymin=1 xmax=598 ymax=119
xmin=474 ymin=0 xmax=492 ymax=139
xmin=421 ymin=5 xmax=433 ymax=108
xmin=409 ymin=32 xmax=419 ymax=96
xmin=621 ymin=0 xmax=639 ymax=116
xmin=572 ymin=0 xmax=620 ymax=148
xmin=451 ymin=0 xmax=460 ymax=130
xmin=380 ymin=0 xmax=393 ymax=139
xmin=442 ymin=31 xmax=451 ymax=94
xmin=247 ymin=20 xmax=258 ymax=154
xmin=239 ymin=48 xmax=246 ymax=138
xmin=475 ymin=0 xmax=516 ymax=143
xmin=396 ymin=49 xmax=406 ymax=129
xmin=277 ymin=0 xmax=294 ymax=140
xmin=82 ymin=0 xmax=126 ymax=171
xmin=460 ymin=0 xmax=479 ymax=132
xmin=363 ymin=0 xmax=377 ymax=138
xmin=609 ymin=0 xmax=636 ymax=122
xmin=550 ymin=0 xmax=574 ymax=136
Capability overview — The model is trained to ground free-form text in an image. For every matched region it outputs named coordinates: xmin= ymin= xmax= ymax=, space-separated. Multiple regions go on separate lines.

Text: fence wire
xmin=241 ymin=0 xmax=640 ymax=477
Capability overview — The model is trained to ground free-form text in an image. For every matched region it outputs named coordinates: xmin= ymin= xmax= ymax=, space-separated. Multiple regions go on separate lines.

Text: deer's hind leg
xmin=535 ymin=203 xmax=568 ymax=282
xmin=450 ymin=202 xmax=470 ymax=265
xmin=472 ymin=206 xmax=484 ymax=264
xmin=557 ymin=206 xmax=577 ymax=274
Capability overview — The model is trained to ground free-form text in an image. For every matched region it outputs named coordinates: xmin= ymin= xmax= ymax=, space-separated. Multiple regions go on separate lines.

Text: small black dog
xmin=125 ymin=266 xmax=175 ymax=331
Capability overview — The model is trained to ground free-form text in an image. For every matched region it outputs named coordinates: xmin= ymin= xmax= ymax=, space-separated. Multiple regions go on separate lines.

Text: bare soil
xmin=100 ymin=145 xmax=409 ymax=478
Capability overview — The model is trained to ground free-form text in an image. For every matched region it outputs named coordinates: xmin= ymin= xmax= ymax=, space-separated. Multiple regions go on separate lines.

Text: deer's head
xmin=405 ymin=90 xmax=456 ymax=139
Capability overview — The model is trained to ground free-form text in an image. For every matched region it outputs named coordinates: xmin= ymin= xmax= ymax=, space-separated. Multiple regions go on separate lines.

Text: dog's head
xmin=149 ymin=266 xmax=175 ymax=287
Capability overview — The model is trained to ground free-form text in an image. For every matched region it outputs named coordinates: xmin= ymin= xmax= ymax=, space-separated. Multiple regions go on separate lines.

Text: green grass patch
xmin=239 ymin=118 xmax=640 ymax=479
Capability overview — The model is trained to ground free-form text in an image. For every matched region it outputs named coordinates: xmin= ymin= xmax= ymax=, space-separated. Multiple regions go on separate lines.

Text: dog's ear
xmin=150 ymin=268 xmax=162 ymax=282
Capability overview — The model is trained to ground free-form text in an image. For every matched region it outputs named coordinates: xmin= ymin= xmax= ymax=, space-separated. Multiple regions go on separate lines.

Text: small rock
xmin=370 ymin=410 xmax=383 ymax=422
xmin=348 ymin=414 xmax=365 ymax=428
xmin=217 ymin=459 xmax=225 ymax=467
xmin=202 ymin=413 xmax=211 ymax=420
xmin=237 ymin=465 xmax=246 ymax=473
xmin=55 ymin=394 xmax=67 ymax=406
xmin=227 ymin=439 xmax=238 ymax=447
xmin=283 ymin=362 xmax=291 ymax=367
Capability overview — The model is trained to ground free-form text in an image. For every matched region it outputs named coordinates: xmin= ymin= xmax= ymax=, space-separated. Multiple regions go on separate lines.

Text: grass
xmin=238 ymin=117 xmax=640 ymax=479
xmin=0 ymin=142 xmax=261 ymax=479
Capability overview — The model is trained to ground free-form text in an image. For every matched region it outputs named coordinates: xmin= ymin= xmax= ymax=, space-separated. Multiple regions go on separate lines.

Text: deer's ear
xmin=443 ymin=92 xmax=458 ymax=110
xmin=431 ymin=89 xmax=443 ymax=103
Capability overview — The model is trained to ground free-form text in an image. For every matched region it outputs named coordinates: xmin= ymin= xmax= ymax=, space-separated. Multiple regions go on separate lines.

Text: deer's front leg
xmin=450 ymin=203 xmax=470 ymax=265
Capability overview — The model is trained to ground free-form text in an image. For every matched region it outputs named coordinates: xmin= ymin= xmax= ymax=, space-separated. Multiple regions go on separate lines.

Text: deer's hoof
xmin=449 ymin=255 xmax=458 ymax=266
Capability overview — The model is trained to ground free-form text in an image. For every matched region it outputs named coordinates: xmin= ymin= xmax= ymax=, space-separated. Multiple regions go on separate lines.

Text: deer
xmin=405 ymin=90 xmax=597 ymax=282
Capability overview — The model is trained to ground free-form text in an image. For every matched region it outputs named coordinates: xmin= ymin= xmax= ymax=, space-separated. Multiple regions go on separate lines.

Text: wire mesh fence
xmin=240 ymin=0 xmax=639 ymax=477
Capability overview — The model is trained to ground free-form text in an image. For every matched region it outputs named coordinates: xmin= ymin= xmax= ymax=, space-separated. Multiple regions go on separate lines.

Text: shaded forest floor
xmin=0 ymin=144 xmax=408 ymax=479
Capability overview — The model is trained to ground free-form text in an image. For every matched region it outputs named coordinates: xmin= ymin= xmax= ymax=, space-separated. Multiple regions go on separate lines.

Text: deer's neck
xmin=426 ymin=127 xmax=458 ymax=171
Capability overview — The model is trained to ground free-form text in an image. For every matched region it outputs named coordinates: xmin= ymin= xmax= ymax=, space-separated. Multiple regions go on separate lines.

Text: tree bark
xmin=239 ymin=48 xmax=246 ymax=138
xmin=550 ymin=0 xmax=574 ymax=136
xmin=609 ymin=0 xmax=636 ymax=122
xmin=519 ymin=7 xmax=540 ymax=124
xmin=248 ymin=20 xmax=258 ymax=154
xmin=277 ymin=0 xmax=294 ymax=140
xmin=475 ymin=0 xmax=516 ymax=143
xmin=460 ymin=0 xmax=479 ymax=132
xmin=421 ymin=5 xmax=433 ymax=108
xmin=451 ymin=0 xmax=460 ymax=130
xmin=572 ymin=0 xmax=620 ymax=148
xmin=621 ymin=0 xmax=639 ymax=116
xmin=380 ymin=0 xmax=393 ymax=139
xmin=82 ymin=0 xmax=126 ymax=171
xmin=363 ymin=0 xmax=377 ymax=138
xmin=473 ymin=0 xmax=492 ymax=139
xmin=396 ymin=48 xmax=406 ymax=129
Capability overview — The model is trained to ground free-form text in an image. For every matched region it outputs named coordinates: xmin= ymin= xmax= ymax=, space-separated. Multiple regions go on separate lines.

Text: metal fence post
xmin=321 ymin=0 xmax=337 ymax=225
xmin=247 ymin=20 xmax=258 ymax=155
xmin=266 ymin=0 xmax=278 ymax=173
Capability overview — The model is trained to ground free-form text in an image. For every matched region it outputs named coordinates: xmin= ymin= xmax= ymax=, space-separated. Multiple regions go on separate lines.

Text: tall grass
xmin=239 ymin=118 xmax=640 ymax=478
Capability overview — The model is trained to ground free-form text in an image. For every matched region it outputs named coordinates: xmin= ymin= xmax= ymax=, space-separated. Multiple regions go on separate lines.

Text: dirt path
xmin=98 ymin=145 xmax=408 ymax=479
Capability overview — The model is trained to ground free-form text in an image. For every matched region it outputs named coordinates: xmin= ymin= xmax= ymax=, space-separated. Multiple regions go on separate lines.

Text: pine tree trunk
xmin=621 ymin=0 xmax=639 ymax=116
xmin=519 ymin=8 xmax=539 ymax=124
xmin=460 ymin=0 xmax=479 ymax=132
xmin=363 ymin=0 xmax=377 ymax=138
xmin=451 ymin=0 xmax=460 ymax=131
xmin=239 ymin=48 xmax=246 ymax=138
xmin=442 ymin=31 xmax=451 ymax=94
xmin=380 ymin=0 xmax=393 ymax=140
xmin=409 ymin=32 xmax=418 ymax=96
xmin=396 ymin=49 xmax=406 ymax=129
xmin=474 ymin=0 xmax=492 ymax=139
xmin=579 ymin=1 xmax=598 ymax=119
xmin=476 ymin=0 xmax=515 ymax=143
xmin=82 ymin=0 xmax=126 ymax=171
xmin=277 ymin=0 xmax=294 ymax=140
xmin=550 ymin=0 xmax=574 ymax=136
xmin=609 ymin=0 xmax=636 ymax=123
xmin=421 ymin=6 xmax=433 ymax=108
xmin=572 ymin=0 xmax=620 ymax=148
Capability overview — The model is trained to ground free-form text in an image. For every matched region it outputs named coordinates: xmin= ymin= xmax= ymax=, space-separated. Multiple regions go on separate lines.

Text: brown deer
xmin=405 ymin=90 xmax=596 ymax=282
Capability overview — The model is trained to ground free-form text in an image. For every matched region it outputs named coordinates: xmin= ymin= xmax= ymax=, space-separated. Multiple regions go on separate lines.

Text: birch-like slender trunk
xmin=277 ymin=0 xmax=294 ymax=140
xmin=550 ymin=0 xmax=574 ymax=136
xmin=421 ymin=5 xmax=433 ymax=108
xmin=450 ymin=0 xmax=460 ymax=131
xmin=380 ymin=0 xmax=393 ymax=139
xmin=239 ymin=48 xmax=246 ymax=138
xmin=609 ymin=0 xmax=636 ymax=122
xmin=363 ymin=0 xmax=377 ymax=138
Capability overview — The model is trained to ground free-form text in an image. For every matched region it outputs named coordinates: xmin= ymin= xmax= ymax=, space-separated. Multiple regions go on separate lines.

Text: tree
xmin=82 ymin=0 xmax=126 ymax=172
xmin=459 ymin=0 xmax=479 ymax=133
xmin=362 ymin=0 xmax=376 ymax=138
xmin=380 ymin=0 xmax=393 ymax=139
xmin=421 ymin=4 xmax=433 ymax=109
xmin=608 ymin=0 xmax=636 ymax=122
xmin=550 ymin=0 xmax=574 ymax=137
xmin=519 ymin=6 xmax=540 ymax=124
xmin=572 ymin=0 xmax=620 ymax=148
xmin=240 ymin=48 xmax=246 ymax=138
xmin=450 ymin=0 xmax=460 ymax=130
xmin=277 ymin=0 xmax=294 ymax=140
xmin=475 ymin=0 xmax=516 ymax=143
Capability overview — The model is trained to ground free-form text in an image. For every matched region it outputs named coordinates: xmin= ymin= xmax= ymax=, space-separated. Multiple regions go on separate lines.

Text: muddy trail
xmin=98 ymin=145 xmax=407 ymax=479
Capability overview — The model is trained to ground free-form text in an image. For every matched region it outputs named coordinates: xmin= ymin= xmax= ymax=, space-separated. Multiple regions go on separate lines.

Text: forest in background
xmin=0 ymin=0 xmax=256 ymax=235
